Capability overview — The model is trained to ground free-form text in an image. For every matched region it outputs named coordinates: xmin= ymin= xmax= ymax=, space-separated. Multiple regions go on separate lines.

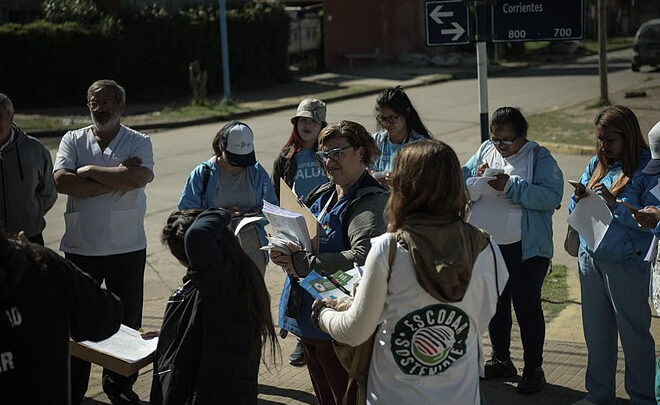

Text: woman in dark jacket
xmin=151 ymin=208 xmax=279 ymax=405
xmin=272 ymin=98 xmax=329 ymax=200
xmin=271 ymin=121 xmax=389 ymax=405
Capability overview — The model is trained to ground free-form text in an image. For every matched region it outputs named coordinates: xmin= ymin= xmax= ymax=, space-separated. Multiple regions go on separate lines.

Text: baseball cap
xmin=291 ymin=98 xmax=326 ymax=125
xmin=220 ymin=121 xmax=256 ymax=167
xmin=642 ymin=121 xmax=660 ymax=175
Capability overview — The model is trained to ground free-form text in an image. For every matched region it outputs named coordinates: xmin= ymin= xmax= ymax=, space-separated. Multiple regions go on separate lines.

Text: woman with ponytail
xmin=569 ymin=106 xmax=658 ymax=405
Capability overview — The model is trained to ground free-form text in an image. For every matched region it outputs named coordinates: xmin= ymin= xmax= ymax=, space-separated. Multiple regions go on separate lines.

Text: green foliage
xmin=0 ymin=3 xmax=291 ymax=106
xmin=42 ymin=0 xmax=103 ymax=25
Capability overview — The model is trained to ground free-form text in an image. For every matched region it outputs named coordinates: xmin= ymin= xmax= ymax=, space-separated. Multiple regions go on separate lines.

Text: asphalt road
xmin=41 ymin=48 xmax=658 ymax=301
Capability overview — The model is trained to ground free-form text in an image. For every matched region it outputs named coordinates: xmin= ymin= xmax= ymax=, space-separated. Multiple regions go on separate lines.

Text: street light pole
xmin=597 ymin=0 xmax=609 ymax=105
xmin=218 ymin=0 xmax=231 ymax=102
xmin=475 ymin=0 xmax=489 ymax=143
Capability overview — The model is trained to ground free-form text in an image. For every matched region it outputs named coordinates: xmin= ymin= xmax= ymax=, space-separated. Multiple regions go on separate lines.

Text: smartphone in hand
xmin=568 ymin=180 xmax=587 ymax=197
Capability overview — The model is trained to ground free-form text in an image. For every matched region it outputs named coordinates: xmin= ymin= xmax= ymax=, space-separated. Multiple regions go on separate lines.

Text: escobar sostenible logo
xmin=391 ymin=304 xmax=469 ymax=375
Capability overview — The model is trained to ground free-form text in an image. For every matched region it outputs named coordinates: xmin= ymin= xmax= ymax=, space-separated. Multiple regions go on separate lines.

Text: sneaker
xmin=484 ymin=357 xmax=517 ymax=379
xmin=571 ymin=399 xmax=597 ymax=405
xmin=516 ymin=367 xmax=546 ymax=394
xmin=288 ymin=340 xmax=306 ymax=367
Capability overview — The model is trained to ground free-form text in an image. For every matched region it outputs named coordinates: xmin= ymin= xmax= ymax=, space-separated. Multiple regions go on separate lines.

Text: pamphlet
xmin=299 ymin=268 xmax=362 ymax=300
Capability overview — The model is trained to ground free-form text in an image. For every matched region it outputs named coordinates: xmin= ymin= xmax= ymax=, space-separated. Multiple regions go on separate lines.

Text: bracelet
xmin=311 ymin=299 xmax=332 ymax=330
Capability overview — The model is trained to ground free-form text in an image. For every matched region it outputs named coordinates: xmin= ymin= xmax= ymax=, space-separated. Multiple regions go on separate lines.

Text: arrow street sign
xmin=491 ymin=0 xmax=584 ymax=42
xmin=430 ymin=4 xmax=454 ymax=25
xmin=425 ymin=0 xmax=470 ymax=46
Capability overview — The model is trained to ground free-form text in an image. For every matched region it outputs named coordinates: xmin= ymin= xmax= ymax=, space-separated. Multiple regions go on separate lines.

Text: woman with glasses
xmin=568 ymin=106 xmax=657 ymax=405
xmin=271 ymin=99 xmax=329 ymax=367
xmin=371 ymin=86 xmax=431 ymax=179
xmin=462 ymin=106 xmax=563 ymax=395
xmin=313 ymin=139 xmax=509 ymax=405
xmin=270 ymin=121 xmax=389 ymax=405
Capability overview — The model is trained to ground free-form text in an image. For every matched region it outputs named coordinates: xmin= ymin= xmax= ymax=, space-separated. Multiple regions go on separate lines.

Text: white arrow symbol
xmin=430 ymin=5 xmax=454 ymax=25
xmin=441 ymin=22 xmax=466 ymax=41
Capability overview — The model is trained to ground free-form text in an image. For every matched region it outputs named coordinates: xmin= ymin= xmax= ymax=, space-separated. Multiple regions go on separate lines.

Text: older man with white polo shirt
xmin=53 ymin=79 xmax=154 ymax=405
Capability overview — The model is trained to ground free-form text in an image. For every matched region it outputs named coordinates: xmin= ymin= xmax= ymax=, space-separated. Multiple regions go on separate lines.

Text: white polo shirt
xmin=54 ymin=125 xmax=154 ymax=256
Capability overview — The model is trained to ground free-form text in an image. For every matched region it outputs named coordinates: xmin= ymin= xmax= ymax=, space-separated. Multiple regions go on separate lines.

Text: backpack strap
xmin=200 ymin=163 xmax=212 ymax=206
xmin=387 ymin=233 xmax=397 ymax=282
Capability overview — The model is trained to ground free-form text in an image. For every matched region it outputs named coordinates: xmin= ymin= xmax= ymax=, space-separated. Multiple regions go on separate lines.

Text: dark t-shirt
xmin=0 ymin=245 xmax=121 ymax=405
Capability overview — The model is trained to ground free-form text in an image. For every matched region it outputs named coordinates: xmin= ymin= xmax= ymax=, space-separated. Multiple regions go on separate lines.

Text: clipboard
xmin=280 ymin=179 xmax=319 ymax=254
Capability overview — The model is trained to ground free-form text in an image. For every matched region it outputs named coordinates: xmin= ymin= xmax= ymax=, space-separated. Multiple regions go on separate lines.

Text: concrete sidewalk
xmin=81 ymin=258 xmax=658 ymax=405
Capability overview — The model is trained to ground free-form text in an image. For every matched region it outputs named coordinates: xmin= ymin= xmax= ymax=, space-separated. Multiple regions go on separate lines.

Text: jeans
xmin=578 ymin=249 xmax=656 ymax=405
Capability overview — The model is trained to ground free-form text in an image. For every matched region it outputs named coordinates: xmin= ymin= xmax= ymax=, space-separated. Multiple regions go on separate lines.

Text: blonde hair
xmin=587 ymin=105 xmax=648 ymax=196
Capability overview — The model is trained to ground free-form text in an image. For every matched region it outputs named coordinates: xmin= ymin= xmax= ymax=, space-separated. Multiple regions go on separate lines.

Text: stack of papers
xmin=465 ymin=176 xmax=497 ymax=201
xmin=76 ymin=324 xmax=158 ymax=364
xmin=567 ymin=189 xmax=613 ymax=251
xmin=261 ymin=200 xmax=313 ymax=253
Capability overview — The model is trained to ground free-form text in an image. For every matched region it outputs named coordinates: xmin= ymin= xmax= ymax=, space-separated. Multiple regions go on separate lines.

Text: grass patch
xmin=581 ymin=36 xmax=634 ymax=53
xmin=541 ymin=264 xmax=570 ymax=322
xmin=527 ymin=109 xmax=595 ymax=146
xmin=523 ymin=36 xmax=634 ymax=57
xmin=526 ymin=86 xmax=660 ymax=149
xmin=14 ymin=115 xmax=91 ymax=132
xmin=143 ymin=100 xmax=243 ymax=123
xmin=524 ymin=41 xmax=550 ymax=52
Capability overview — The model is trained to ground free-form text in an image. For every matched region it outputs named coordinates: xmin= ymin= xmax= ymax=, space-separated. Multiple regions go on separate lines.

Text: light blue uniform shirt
xmin=292 ymin=149 xmax=328 ymax=200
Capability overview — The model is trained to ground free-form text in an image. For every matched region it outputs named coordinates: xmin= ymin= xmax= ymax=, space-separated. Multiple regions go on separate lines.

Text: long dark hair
xmin=161 ymin=210 xmax=280 ymax=368
xmin=375 ymin=86 xmax=431 ymax=138
xmin=386 ymin=140 xmax=467 ymax=231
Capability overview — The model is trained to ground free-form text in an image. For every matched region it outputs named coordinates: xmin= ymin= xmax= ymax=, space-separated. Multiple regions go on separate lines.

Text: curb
xmin=28 ymin=75 xmax=454 ymax=138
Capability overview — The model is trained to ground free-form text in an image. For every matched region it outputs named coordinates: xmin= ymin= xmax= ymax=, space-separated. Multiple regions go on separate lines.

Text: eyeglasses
xmin=87 ymin=99 xmax=116 ymax=111
xmin=315 ymin=146 xmax=353 ymax=162
xmin=490 ymin=135 xmax=519 ymax=146
xmin=376 ymin=114 xmax=400 ymax=125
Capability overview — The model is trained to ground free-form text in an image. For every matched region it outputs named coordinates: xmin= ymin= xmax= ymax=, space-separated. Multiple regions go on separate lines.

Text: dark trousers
xmin=66 ymin=249 xmax=146 ymax=405
xmin=488 ymin=241 xmax=549 ymax=370
xmin=300 ymin=337 xmax=356 ymax=405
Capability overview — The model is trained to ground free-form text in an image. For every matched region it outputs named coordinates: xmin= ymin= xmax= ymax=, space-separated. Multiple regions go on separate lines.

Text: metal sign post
xmin=475 ymin=1 xmax=489 ymax=142
xmin=219 ymin=0 xmax=231 ymax=102
xmin=424 ymin=0 xmax=585 ymax=143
